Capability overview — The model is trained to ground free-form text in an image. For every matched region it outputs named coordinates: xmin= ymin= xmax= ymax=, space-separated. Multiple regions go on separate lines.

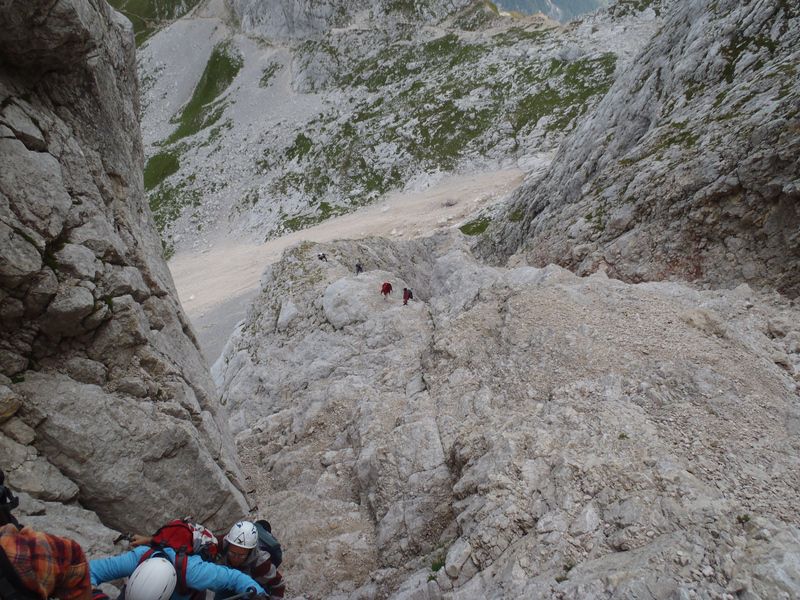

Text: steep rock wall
xmin=0 ymin=0 xmax=248 ymax=532
xmin=482 ymin=0 xmax=800 ymax=297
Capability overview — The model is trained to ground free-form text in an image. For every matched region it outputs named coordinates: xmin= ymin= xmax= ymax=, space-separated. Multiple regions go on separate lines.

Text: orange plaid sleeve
xmin=0 ymin=524 xmax=92 ymax=600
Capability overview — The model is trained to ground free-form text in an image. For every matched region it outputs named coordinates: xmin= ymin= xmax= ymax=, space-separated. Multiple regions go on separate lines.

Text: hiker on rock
xmin=355 ymin=262 xmax=364 ymax=275
xmin=89 ymin=541 xmax=268 ymax=600
xmin=214 ymin=521 xmax=285 ymax=599
xmin=381 ymin=281 xmax=393 ymax=299
xmin=402 ymin=288 xmax=413 ymax=305
xmin=317 ymin=252 xmax=328 ymax=262
xmin=0 ymin=469 xmax=93 ymax=600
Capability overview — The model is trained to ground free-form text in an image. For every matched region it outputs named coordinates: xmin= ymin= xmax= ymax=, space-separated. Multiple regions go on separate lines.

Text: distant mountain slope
xmin=497 ymin=0 xmax=608 ymax=21
xmin=134 ymin=0 xmax=660 ymax=255
xmin=482 ymin=0 xmax=800 ymax=296
xmin=106 ymin=0 xmax=203 ymax=44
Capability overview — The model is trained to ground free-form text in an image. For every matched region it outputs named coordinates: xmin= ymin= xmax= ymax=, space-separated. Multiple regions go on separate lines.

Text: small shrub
xmin=460 ymin=217 xmax=491 ymax=236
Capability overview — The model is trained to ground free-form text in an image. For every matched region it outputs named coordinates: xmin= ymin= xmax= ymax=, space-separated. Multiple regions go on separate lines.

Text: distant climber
xmin=355 ymin=262 xmax=364 ymax=275
xmin=317 ymin=253 xmax=328 ymax=262
xmin=381 ymin=281 xmax=393 ymax=299
xmin=214 ymin=520 xmax=285 ymax=599
xmin=403 ymin=288 xmax=413 ymax=305
xmin=0 ymin=469 xmax=93 ymax=600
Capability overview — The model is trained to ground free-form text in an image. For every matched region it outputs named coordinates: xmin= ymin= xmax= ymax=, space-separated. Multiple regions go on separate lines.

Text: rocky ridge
xmin=0 ymin=0 xmax=248 ymax=534
xmin=215 ymin=234 xmax=800 ymax=599
xmin=131 ymin=0 xmax=660 ymax=254
xmin=482 ymin=0 xmax=800 ymax=297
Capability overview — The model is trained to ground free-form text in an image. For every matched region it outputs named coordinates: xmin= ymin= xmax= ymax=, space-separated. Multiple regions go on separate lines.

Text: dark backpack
xmin=408 ymin=290 xmax=413 ymax=299
xmin=140 ymin=518 xmax=219 ymax=598
xmin=254 ymin=520 xmax=282 ymax=568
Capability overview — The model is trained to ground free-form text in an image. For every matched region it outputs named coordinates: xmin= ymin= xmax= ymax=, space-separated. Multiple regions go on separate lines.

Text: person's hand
xmin=130 ymin=534 xmax=152 ymax=547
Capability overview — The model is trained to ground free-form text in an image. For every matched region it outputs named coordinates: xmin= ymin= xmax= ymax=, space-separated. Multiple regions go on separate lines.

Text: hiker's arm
xmin=185 ymin=555 xmax=266 ymax=594
xmin=89 ymin=547 xmax=147 ymax=585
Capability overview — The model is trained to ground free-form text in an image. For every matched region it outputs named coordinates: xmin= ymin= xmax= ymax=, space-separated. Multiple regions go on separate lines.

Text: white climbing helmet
xmin=125 ymin=556 xmax=177 ymax=600
xmin=225 ymin=520 xmax=259 ymax=549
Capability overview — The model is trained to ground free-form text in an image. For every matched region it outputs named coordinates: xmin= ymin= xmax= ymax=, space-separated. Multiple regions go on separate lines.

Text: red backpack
xmin=139 ymin=518 xmax=219 ymax=598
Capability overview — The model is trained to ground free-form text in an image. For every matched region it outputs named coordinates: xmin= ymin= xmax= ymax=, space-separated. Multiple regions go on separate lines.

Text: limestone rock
xmin=276 ymin=298 xmax=300 ymax=331
xmin=0 ymin=220 xmax=41 ymax=284
xmin=0 ymin=384 xmax=20 ymax=422
xmin=54 ymin=244 xmax=101 ymax=279
xmin=39 ymin=285 xmax=96 ymax=337
xmin=14 ymin=491 xmax=120 ymax=557
xmin=219 ymin=235 xmax=800 ymax=598
xmin=0 ymin=0 xmax=249 ymax=534
xmin=15 ymin=372 xmax=246 ymax=532
xmin=482 ymin=0 xmax=800 ymax=298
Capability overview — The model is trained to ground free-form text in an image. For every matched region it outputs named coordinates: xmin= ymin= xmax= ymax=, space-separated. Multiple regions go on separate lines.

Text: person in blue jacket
xmin=90 ymin=544 xmax=267 ymax=600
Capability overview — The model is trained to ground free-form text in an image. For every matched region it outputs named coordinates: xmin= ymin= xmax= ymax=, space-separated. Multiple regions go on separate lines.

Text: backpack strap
xmin=174 ymin=546 xmax=190 ymax=596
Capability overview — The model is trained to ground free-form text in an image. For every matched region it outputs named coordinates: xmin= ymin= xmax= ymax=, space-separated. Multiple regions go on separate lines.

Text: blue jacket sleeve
xmin=185 ymin=555 xmax=266 ymax=594
xmin=90 ymin=546 xmax=149 ymax=586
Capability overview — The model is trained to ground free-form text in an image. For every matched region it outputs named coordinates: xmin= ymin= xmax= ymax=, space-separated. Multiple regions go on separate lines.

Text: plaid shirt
xmin=0 ymin=524 xmax=92 ymax=600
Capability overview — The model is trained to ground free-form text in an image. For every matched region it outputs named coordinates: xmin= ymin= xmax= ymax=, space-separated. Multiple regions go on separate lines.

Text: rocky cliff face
xmin=215 ymin=234 xmax=800 ymax=598
xmin=0 ymin=0 xmax=248 ymax=532
xmin=483 ymin=0 xmax=800 ymax=296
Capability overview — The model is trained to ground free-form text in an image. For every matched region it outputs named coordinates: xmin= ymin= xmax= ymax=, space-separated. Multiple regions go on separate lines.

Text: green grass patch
xmin=511 ymin=54 xmax=617 ymax=134
xmin=610 ymin=0 xmax=658 ymax=17
xmin=143 ymin=150 xmax=180 ymax=190
xmin=491 ymin=27 xmax=551 ymax=47
xmin=654 ymin=121 xmax=699 ymax=151
xmin=286 ymin=133 xmax=313 ymax=161
xmin=279 ymin=201 xmax=347 ymax=233
xmin=148 ymin=177 xmax=201 ymax=233
xmin=431 ymin=555 xmax=445 ymax=572
xmin=460 ymin=216 xmax=492 ymax=236
xmin=165 ymin=41 xmax=243 ymax=144
xmin=509 ymin=208 xmax=524 ymax=222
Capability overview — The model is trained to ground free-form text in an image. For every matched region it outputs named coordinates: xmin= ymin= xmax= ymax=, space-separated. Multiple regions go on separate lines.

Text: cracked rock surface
xmin=215 ymin=234 xmax=800 ymax=599
xmin=482 ymin=0 xmax=800 ymax=297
